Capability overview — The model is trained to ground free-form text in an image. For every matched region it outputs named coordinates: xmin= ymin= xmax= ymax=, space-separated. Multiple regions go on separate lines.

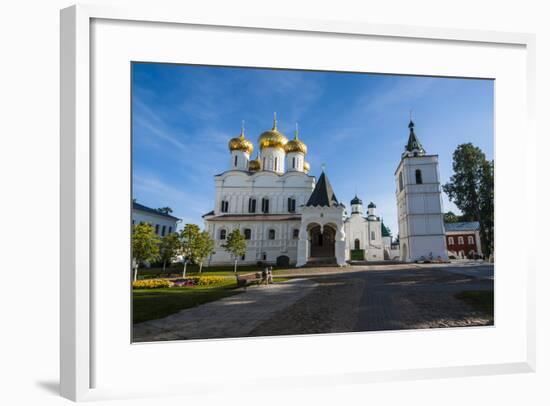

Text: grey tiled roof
xmin=444 ymin=221 xmax=480 ymax=232
xmin=132 ymin=202 xmax=180 ymax=221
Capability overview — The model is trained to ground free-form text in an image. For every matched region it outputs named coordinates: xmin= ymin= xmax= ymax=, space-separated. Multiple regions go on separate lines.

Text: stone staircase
xmin=304 ymin=256 xmax=337 ymax=267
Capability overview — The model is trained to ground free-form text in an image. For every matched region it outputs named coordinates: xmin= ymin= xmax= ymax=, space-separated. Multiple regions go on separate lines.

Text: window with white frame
xmin=448 ymin=236 xmax=454 ymax=245
xmin=219 ymin=229 xmax=226 ymax=240
xmin=248 ymin=198 xmax=256 ymax=213
xmin=220 ymin=199 xmax=229 ymax=213
xmin=261 ymin=198 xmax=269 ymax=213
xmin=287 ymin=197 xmax=296 ymax=213
xmin=468 ymin=235 xmax=474 ymax=244
xmin=458 ymin=236 xmax=464 ymax=245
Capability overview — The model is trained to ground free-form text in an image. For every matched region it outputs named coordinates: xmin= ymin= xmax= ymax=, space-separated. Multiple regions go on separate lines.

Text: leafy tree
xmin=222 ymin=229 xmax=247 ymax=273
xmin=159 ymin=232 xmax=181 ymax=272
xmin=444 ymin=211 xmax=459 ymax=223
xmin=157 ymin=207 xmax=173 ymax=215
xmin=179 ymin=223 xmax=201 ymax=277
xmin=132 ymin=223 xmax=160 ymax=281
xmin=443 ymin=143 xmax=494 ymax=257
xmin=193 ymin=231 xmax=215 ymax=273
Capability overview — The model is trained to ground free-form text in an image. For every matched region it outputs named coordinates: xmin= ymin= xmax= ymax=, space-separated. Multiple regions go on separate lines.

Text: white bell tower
xmin=395 ymin=119 xmax=448 ymax=262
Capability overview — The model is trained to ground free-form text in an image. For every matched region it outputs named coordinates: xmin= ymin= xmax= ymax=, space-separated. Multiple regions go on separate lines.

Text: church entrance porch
xmin=307 ymin=225 xmax=336 ymax=265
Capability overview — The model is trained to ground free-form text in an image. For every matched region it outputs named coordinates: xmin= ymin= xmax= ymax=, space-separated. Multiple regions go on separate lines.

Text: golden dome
xmin=284 ymin=125 xmax=307 ymax=154
xmin=258 ymin=113 xmax=288 ymax=150
xmin=303 ymin=161 xmax=310 ymax=173
xmin=248 ymin=155 xmax=261 ymax=172
xmin=228 ymin=124 xmax=254 ymax=155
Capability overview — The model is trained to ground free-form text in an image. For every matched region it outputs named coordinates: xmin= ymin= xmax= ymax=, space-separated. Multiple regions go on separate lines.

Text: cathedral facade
xmin=203 ymin=115 xmax=445 ymax=266
xmin=202 ymin=115 xmax=397 ymax=267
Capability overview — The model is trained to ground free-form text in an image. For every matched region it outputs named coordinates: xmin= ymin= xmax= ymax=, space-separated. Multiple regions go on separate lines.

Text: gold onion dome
xmin=248 ymin=154 xmax=261 ymax=172
xmin=228 ymin=123 xmax=254 ymax=155
xmin=258 ymin=113 xmax=288 ymax=150
xmin=303 ymin=161 xmax=310 ymax=173
xmin=284 ymin=124 xmax=307 ymax=154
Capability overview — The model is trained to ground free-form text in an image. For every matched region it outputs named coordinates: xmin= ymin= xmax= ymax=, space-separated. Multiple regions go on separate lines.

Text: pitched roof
xmin=132 ymin=201 xmax=180 ymax=221
xmin=444 ymin=221 xmax=480 ymax=232
xmin=306 ymin=172 xmax=340 ymax=207
xmin=405 ymin=120 xmax=425 ymax=154
xmin=381 ymin=222 xmax=391 ymax=237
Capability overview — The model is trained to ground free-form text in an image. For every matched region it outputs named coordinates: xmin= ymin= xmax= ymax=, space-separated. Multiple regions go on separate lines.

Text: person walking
xmin=262 ymin=267 xmax=268 ymax=286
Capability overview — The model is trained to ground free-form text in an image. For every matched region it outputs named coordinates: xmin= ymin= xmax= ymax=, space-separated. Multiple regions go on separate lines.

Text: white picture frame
xmin=60 ymin=4 xmax=536 ymax=402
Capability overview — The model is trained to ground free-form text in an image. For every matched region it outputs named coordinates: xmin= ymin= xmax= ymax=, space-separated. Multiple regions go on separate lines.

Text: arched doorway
xmin=309 ymin=225 xmax=336 ymax=258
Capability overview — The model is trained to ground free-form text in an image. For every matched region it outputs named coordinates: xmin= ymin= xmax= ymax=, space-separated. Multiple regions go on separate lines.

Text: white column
xmin=335 ymin=225 xmax=347 ymax=266
xmin=296 ymin=225 xmax=308 ymax=267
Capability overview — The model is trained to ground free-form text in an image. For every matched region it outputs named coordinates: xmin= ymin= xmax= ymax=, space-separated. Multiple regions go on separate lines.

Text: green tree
xmin=132 ymin=223 xmax=160 ymax=281
xmin=179 ymin=223 xmax=201 ymax=277
xmin=157 ymin=207 xmax=173 ymax=215
xmin=193 ymin=231 xmax=215 ymax=273
xmin=443 ymin=143 xmax=494 ymax=257
xmin=159 ymin=232 xmax=181 ymax=272
xmin=444 ymin=211 xmax=459 ymax=223
xmin=222 ymin=229 xmax=247 ymax=273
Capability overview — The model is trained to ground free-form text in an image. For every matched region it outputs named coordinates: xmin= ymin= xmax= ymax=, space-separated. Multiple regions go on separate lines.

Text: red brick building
xmin=444 ymin=221 xmax=483 ymax=259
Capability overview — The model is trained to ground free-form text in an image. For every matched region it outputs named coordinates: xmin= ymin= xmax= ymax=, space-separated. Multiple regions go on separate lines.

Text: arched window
xmin=268 ymin=229 xmax=275 ymax=240
xmin=354 ymin=239 xmax=360 ymax=250
xmin=220 ymin=200 xmax=229 ymax=213
xmin=292 ymin=157 xmax=296 ymax=169
xmin=287 ymin=197 xmax=296 ymax=213
xmin=261 ymin=198 xmax=269 ymax=213
xmin=274 ymin=157 xmax=278 ymax=171
xmin=399 ymin=172 xmax=404 ymax=191
xmin=243 ymin=228 xmax=251 ymax=240
xmin=468 ymin=236 xmax=474 ymax=245
xmin=234 ymin=155 xmax=238 ymax=167
xmin=448 ymin=237 xmax=454 ymax=245
xmin=219 ymin=229 xmax=226 ymax=240
xmin=248 ymin=198 xmax=256 ymax=213
xmin=415 ymin=169 xmax=423 ymax=184
xmin=371 ymin=231 xmax=375 ymax=241
xmin=458 ymin=236 xmax=464 ymax=245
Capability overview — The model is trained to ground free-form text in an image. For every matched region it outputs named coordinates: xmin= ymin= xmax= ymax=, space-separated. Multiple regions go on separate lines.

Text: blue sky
xmin=132 ymin=63 xmax=494 ymax=237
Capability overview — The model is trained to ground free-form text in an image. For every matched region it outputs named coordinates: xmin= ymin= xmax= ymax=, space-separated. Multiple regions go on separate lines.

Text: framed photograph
xmin=60 ymin=4 xmax=536 ymax=402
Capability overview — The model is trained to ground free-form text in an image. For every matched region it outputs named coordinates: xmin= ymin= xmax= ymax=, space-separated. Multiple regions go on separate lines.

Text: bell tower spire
xmin=403 ymin=117 xmax=426 ymax=157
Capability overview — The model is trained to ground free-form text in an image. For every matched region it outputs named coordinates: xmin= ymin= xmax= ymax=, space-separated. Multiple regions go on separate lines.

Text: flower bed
xmin=192 ymin=276 xmax=227 ymax=286
xmin=132 ymin=279 xmax=173 ymax=289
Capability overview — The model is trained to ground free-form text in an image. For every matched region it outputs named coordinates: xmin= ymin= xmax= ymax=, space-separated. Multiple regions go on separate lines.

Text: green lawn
xmin=133 ymin=279 xmax=241 ymax=324
xmin=455 ymin=290 xmax=494 ymax=316
xmin=133 ymin=275 xmax=294 ymax=324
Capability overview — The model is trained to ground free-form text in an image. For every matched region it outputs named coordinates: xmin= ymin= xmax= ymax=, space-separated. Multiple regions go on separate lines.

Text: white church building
xmin=203 ymin=115 xmax=447 ymax=266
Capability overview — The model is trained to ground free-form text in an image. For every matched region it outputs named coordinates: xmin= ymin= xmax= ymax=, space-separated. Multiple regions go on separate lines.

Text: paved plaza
xmin=133 ymin=263 xmax=494 ymax=342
